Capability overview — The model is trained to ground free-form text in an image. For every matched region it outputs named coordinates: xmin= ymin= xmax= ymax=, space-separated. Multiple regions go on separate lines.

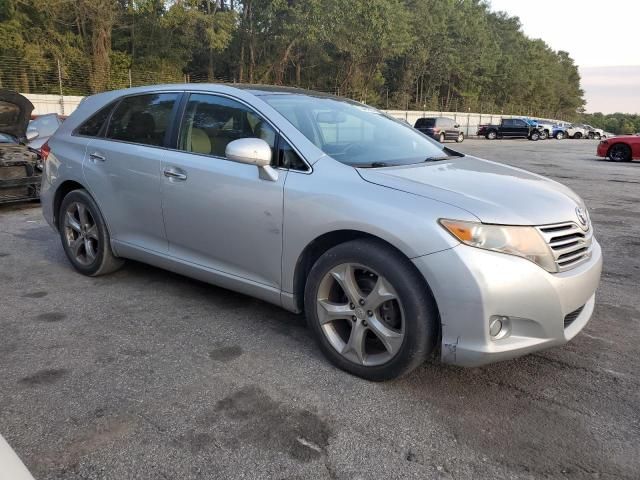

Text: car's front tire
xmin=456 ymin=132 xmax=464 ymax=143
xmin=486 ymin=131 xmax=497 ymax=140
xmin=59 ymin=189 xmax=124 ymax=276
xmin=556 ymin=131 xmax=565 ymax=140
xmin=608 ymin=144 xmax=632 ymax=162
xmin=540 ymin=130 xmax=548 ymax=140
xmin=529 ymin=131 xmax=540 ymax=141
xmin=439 ymin=133 xmax=445 ymax=143
xmin=304 ymin=239 xmax=438 ymax=381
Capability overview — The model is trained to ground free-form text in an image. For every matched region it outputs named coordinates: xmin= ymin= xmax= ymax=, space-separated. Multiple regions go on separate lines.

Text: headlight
xmin=439 ymin=219 xmax=557 ymax=272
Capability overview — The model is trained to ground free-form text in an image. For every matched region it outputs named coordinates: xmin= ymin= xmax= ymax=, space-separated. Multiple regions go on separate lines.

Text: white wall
xmin=22 ymin=94 xmax=84 ymax=116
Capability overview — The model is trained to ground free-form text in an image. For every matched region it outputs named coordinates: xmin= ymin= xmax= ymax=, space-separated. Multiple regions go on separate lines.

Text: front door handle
xmin=163 ymin=167 xmax=187 ymax=181
xmin=89 ymin=152 xmax=106 ymax=162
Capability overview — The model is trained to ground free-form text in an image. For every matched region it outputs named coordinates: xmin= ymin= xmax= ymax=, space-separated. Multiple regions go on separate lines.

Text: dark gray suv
xmin=414 ymin=116 xmax=464 ymax=143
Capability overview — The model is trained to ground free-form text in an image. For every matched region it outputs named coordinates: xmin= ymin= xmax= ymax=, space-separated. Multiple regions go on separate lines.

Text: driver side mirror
xmin=225 ymin=138 xmax=278 ymax=181
xmin=26 ymin=129 xmax=39 ymax=141
xmin=454 ymin=124 xmax=460 ymax=128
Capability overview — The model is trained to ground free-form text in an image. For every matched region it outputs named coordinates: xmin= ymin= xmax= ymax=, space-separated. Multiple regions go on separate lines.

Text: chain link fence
xmin=2 ymin=55 xmax=564 ymax=130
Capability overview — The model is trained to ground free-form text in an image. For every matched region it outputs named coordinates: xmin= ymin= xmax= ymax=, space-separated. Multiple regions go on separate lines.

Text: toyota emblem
xmin=576 ymin=207 xmax=588 ymax=227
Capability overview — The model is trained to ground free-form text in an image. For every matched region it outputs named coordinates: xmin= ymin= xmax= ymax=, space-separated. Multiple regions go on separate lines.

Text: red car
xmin=597 ymin=136 xmax=640 ymax=162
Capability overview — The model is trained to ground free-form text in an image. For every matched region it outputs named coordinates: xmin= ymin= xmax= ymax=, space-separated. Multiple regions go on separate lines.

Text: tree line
xmin=0 ymin=0 xmax=586 ymax=118
xmin=580 ymin=113 xmax=640 ymax=136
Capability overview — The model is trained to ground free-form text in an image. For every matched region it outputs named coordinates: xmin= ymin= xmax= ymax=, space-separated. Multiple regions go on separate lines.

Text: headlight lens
xmin=440 ymin=219 xmax=557 ymax=272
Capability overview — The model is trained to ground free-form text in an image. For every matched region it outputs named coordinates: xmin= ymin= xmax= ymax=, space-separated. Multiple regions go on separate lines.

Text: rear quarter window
xmin=75 ymin=104 xmax=114 ymax=137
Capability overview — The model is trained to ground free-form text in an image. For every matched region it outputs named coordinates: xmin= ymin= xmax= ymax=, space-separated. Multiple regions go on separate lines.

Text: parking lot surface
xmin=1 ymin=139 xmax=638 ymax=479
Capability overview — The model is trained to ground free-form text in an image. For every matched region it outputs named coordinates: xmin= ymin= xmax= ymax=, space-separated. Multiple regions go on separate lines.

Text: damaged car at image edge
xmin=0 ymin=89 xmax=42 ymax=204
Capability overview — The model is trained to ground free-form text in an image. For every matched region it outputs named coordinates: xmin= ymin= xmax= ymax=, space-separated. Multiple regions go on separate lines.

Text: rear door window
xmin=106 ymin=93 xmax=179 ymax=146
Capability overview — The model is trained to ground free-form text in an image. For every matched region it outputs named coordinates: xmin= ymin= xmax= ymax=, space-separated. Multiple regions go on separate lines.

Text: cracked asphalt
xmin=1 ymin=139 xmax=639 ymax=479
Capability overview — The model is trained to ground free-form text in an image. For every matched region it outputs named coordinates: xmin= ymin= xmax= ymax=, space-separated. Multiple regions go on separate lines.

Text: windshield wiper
xmin=424 ymin=155 xmax=460 ymax=162
xmin=357 ymin=161 xmax=390 ymax=168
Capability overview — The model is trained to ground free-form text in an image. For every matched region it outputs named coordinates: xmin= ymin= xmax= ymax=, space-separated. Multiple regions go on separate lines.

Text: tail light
xmin=40 ymin=141 xmax=51 ymax=162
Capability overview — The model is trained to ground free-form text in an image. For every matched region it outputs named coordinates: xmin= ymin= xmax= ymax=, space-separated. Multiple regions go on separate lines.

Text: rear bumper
xmin=413 ymin=240 xmax=602 ymax=367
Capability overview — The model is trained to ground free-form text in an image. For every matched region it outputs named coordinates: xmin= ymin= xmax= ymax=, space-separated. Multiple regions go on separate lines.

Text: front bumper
xmin=413 ymin=239 xmax=602 ymax=367
xmin=596 ymin=143 xmax=608 ymax=157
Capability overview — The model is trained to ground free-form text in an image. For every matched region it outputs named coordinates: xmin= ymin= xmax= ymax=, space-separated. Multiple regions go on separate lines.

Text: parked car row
xmin=468 ymin=117 xmax=611 ymax=141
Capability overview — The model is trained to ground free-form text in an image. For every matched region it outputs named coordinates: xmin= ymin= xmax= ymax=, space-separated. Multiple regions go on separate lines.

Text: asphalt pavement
xmin=0 ymin=139 xmax=638 ymax=479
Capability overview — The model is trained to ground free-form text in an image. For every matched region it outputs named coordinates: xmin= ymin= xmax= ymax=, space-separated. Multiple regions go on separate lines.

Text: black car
xmin=0 ymin=90 xmax=42 ymax=204
xmin=414 ymin=117 xmax=464 ymax=143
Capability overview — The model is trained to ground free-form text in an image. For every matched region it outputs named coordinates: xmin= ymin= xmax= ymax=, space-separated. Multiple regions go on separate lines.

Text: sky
xmin=489 ymin=0 xmax=640 ymax=114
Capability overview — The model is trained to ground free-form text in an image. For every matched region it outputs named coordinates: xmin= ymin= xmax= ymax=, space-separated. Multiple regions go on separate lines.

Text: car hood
xmin=0 ymin=89 xmax=34 ymax=139
xmin=357 ymin=156 xmax=585 ymax=226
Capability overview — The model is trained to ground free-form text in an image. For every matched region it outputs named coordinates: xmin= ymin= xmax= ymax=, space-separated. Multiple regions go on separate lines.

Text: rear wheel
xmin=59 ymin=189 xmax=124 ymax=276
xmin=556 ymin=131 xmax=565 ymax=140
xmin=594 ymin=133 xmax=601 ymax=140
xmin=540 ymin=130 xmax=549 ymax=140
xmin=439 ymin=132 xmax=445 ymax=143
xmin=574 ymin=132 xmax=582 ymax=139
xmin=304 ymin=239 xmax=438 ymax=381
xmin=486 ymin=131 xmax=497 ymax=140
xmin=588 ymin=132 xmax=595 ymax=140
xmin=456 ymin=132 xmax=464 ymax=143
xmin=608 ymin=144 xmax=632 ymax=162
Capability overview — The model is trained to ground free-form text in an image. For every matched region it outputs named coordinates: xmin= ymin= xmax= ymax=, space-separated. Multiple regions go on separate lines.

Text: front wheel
xmin=556 ymin=131 xmax=565 ymax=140
xmin=59 ymin=189 xmax=124 ymax=276
xmin=540 ymin=130 xmax=549 ymax=140
xmin=529 ymin=131 xmax=540 ymax=141
xmin=456 ymin=132 xmax=464 ymax=143
xmin=304 ymin=239 xmax=438 ymax=381
xmin=609 ymin=144 xmax=632 ymax=162
xmin=573 ymin=132 xmax=582 ymax=139
xmin=439 ymin=133 xmax=445 ymax=143
xmin=486 ymin=131 xmax=497 ymax=140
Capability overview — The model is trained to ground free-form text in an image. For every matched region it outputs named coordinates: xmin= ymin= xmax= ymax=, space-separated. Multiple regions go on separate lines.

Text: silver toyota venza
xmin=40 ymin=85 xmax=602 ymax=380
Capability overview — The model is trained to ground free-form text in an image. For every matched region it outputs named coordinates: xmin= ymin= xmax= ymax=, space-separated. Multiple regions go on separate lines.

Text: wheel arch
xmin=52 ymin=179 xmax=87 ymax=230
xmin=291 ymin=229 xmax=438 ymax=317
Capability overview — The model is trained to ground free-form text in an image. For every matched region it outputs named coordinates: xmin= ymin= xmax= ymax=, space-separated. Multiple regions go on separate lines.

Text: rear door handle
xmin=89 ymin=152 xmax=106 ymax=162
xmin=163 ymin=167 xmax=187 ymax=181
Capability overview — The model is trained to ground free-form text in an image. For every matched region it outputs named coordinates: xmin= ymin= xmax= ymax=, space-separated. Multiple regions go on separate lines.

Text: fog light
xmin=489 ymin=315 xmax=510 ymax=340
xmin=489 ymin=318 xmax=502 ymax=337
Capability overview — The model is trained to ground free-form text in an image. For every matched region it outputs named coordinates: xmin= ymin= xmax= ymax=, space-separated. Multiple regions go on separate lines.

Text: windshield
xmin=261 ymin=94 xmax=449 ymax=167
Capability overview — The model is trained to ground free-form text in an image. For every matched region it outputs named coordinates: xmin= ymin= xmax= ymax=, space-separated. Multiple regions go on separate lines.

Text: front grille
xmin=537 ymin=221 xmax=593 ymax=272
xmin=564 ymin=305 xmax=585 ymax=328
xmin=0 ymin=165 xmax=39 ymax=202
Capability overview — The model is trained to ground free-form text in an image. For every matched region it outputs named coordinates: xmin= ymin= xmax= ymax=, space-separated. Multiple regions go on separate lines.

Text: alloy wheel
xmin=316 ymin=263 xmax=405 ymax=366
xmin=609 ymin=145 xmax=631 ymax=162
xmin=64 ymin=202 xmax=99 ymax=266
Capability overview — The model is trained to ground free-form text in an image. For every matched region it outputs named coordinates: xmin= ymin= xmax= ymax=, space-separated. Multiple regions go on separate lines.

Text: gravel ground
xmin=0 ymin=139 xmax=638 ymax=479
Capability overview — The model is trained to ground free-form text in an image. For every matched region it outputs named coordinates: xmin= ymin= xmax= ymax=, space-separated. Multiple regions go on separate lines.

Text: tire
xmin=540 ymin=130 xmax=549 ymax=140
xmin=608 ymin=144 xmax=632 ymax=162
xmin=595 ymin=134 xmax=601 ymax=140
xmin=486 ymin=131 xmax=497 ymax=140
xmin=58 ymin=189 xmax=124 ymax=276
xmin=456 ymin=132 xmax=464 ymax=143
xmin=304 ymin=239 xmax=438 ymax=381
xmin=529 ymin=131 xmax=540 ymax=141
xmin=573 ymin=132 xmax=582 ymax=139
xmin=588 ymin=132 xmax=595 ymax=140
xmin=556 ymin=131 xmax=565 ymax=140
xmin=439 ymin=133 xmax=445 ymax=143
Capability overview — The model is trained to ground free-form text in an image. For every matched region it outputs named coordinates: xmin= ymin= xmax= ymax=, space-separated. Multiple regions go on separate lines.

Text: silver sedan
xmin=40 ymin=84 xmax=602 ymax=380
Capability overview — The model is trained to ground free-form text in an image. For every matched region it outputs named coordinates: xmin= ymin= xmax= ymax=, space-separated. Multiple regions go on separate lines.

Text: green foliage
xmin=581 ymin=113 xmax=640 ymax=135
xmin=0 ymin=0 xmax=589 ymax=117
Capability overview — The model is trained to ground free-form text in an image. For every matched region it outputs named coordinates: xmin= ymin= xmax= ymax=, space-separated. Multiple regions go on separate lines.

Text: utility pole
xmin=57 ymin=59 xmax=64 ymax=115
